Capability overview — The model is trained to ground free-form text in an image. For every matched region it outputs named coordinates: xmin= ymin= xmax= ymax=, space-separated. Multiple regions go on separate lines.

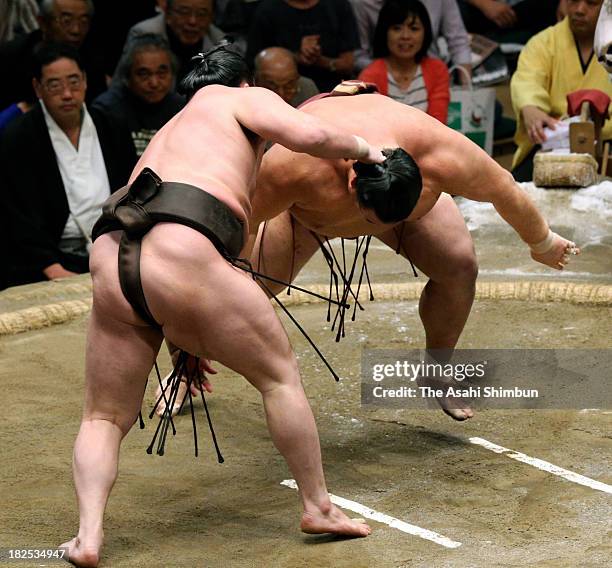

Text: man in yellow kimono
xmin=511 ymin=0 xmax=611 ymax=181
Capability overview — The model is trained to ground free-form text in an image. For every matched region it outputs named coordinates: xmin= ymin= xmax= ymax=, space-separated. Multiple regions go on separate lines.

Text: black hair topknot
xmin=178 ymin=38 xmax=252 ymax=100
xmin=354 ymin=148 xmax=422 ymax=223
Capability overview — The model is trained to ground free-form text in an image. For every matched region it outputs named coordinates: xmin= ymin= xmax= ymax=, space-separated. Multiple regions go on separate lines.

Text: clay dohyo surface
xmin=1 ymin=292 xmax=610 ymax=567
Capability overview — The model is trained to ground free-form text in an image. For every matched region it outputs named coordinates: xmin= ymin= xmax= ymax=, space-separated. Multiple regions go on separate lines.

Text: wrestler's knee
xmin=247 ymin=351 xmax=302 ymax=393
xmin=82 ymin=411 xmax=139 ymax=438
xmin=434 ymin=243 xmax=478 ymax=285
xmin=258 ymin=279 xmax=287 ymax=298
xmin=455 ymin=248 xmax=478 ymax=283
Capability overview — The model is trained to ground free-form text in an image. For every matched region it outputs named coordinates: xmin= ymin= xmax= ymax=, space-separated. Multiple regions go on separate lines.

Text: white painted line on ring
xmin=280 ymin=479 xmax=462 ymax=548
xmin=469 ymin=437 xmax=612 ymax=494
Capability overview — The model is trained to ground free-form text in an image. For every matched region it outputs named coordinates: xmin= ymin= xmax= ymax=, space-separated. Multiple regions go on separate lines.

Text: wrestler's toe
xmin=300 ymin=507 xmax=372 ymax=537
xmin=442 ymin=406 xmax=474 ymax=421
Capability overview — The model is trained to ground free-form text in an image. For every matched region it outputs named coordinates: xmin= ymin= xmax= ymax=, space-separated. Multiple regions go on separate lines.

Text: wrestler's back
xmin=130 ymin=85 xmax=263 ymax=223
xmin=90 ymin=86 xmax=265 ymax=327
xmin=299 ymin=93 xmax=500 ymax=197
xmin=301 ymin=94 xmax=447 ymax=162
xmin=256 ymin=95 xmax=454 ymax=237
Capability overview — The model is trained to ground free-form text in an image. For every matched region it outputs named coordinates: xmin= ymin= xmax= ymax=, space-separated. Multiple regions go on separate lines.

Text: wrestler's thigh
xmin=251 ymin=212 xmax=320 ymax=295
xmin=147 ymin=241 xmax=301 ymax=390
xmin=85 ymin=238 xmax=164 ymax=428
xmin=83 ymin=305 xmax=163 ymax=428
xmin=377 ymin=194 xmax=477 ymax=280
xmin=89 ymin=231 xmax=153 ymax=327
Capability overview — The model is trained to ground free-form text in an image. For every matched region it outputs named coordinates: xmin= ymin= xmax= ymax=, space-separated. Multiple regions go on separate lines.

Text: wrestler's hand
xmin=361 ymin=147 xmax=385 ymax=164
xmin=154 ymin=357 xmax=216 ymax=417
xmin=353 ymin=136 xmax=385 ymax=164
xmin=196 ymin=358 xmax=217 ymax=393
xmin=530 ymin=232 xmax=580 ymax=270
xmin=187 ymin=377 xmax=213 ymax=395
xmin=169 ymin=347 xmax=216 ymax=393
xmin=183 ymin=355 xmax=216 ymax=393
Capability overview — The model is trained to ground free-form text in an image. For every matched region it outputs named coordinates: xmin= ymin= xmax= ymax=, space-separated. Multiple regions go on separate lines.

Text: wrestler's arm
xmin=437 ymin=140 xmax=579 ymax=269
xmin=250 ymin=147 xmax=303 ymax=227
xmin=241 ymin=231 xmax=259 ymax=257
xmin=236 ymin=87 xmax=383 ymax=162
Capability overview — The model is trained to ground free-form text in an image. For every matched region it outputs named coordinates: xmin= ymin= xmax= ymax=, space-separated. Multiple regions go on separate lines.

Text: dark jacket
xmin=0 ymin=103 xmax=136 ymax=287
xmin=91 ymin=85 xmax=184 ymax=156
xmin=0 ymin=30 xmax=108 ymax=109
xmin=247 ymin=0 xmax=360 ymax=92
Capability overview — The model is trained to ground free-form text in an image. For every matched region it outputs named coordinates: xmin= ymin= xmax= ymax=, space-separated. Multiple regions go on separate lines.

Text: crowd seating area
xmin=0 ymin=0 xmax=608 ymax=289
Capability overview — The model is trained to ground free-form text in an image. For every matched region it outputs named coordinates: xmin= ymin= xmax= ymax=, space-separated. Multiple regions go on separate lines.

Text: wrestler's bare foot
xmin=300 ymin=504 xmax=371 ymax=537
xmin=154 ymin=373 xmax=188 ymax=417
xmin=154 ymin=373 xmax=212 ymax=417
xmin=439 ymin=402 xmax=474 ymax=421
xmin=60 ymin=535 xmax=101 ymax=568
xmin=416 ymin=376 xmax=474 ymax=421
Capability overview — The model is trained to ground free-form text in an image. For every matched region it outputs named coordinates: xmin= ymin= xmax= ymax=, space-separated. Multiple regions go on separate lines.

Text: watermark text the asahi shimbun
xmin=361 ymin=349 xmax=611 ymax=409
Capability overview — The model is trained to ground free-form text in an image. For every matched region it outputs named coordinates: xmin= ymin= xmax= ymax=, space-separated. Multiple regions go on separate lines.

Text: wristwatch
xmin=329 ymin=59 xmax=337 ymax=73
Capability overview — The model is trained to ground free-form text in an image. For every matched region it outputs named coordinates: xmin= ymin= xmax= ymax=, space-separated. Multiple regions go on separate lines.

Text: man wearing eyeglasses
xmin=124 ymin=0 xmax=225 ymax=81
xmin=254 ymin=47 xmax=319 ymax=107
xmin=0 ymin=43 xmax=135 ymax=287
xmin=0 ymin=0 xmax=107 ymax=110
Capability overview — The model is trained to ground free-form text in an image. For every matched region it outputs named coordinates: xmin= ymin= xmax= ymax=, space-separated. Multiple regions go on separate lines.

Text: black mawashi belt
xmin=92 ymin=168 xmax=244 ymax=327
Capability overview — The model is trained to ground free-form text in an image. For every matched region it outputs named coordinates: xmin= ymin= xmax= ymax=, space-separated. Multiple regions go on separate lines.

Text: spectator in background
xmin=0 ymin=43 xmax=135 ymax=286
xmin=247 ymin=0 xmax=360 ymax=92
xmin=123 ymin=0 xmax=225 ymax=81
xmin=92 ymin=34 xmax=184 ymax=156
xmin=215 ymin=0 xmax=261 ymax=52
xmin=88 ymin=0 xmax=158 ymax=77
xmin=458 ymin=0 xmax=559 ymax=44
xmin=359 ymin=0 xmax=450 ymax=123
xmin=352 ymin=0 xmax=472 ymax=80
xmin=0 ymin=0 xmax=39 ymax=44
xmin=510 ymin=0 xmax=610 ymax=181
xmin=0 ymin=100 xmax=32 ymax=135
xmin=254 ymin=47 xmax=319 ymax=106
xmin=0 ymin=0 xmax=107 ymax=109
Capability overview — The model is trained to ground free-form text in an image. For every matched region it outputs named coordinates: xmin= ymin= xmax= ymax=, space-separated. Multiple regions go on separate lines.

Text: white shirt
xmin=41 ymin=101 xmax=111 ymax=242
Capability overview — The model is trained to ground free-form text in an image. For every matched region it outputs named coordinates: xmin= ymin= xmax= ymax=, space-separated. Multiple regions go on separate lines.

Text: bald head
xmin=254 ymin=47 xmax=297 ymax=72
xmin=254 ymin=47 xmax=300 ymax=104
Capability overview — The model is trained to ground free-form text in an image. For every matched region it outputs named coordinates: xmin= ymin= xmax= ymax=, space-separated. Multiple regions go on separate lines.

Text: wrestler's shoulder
xmin=190 ymin=84 xmax=235 ymax=101
xmin=189 ymin=84 xmax=264 ymax=103
xmin=195 ymin=85 xmax=289 ymax=110
xmin=187 ymin=85 xmax=267 ymax=117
